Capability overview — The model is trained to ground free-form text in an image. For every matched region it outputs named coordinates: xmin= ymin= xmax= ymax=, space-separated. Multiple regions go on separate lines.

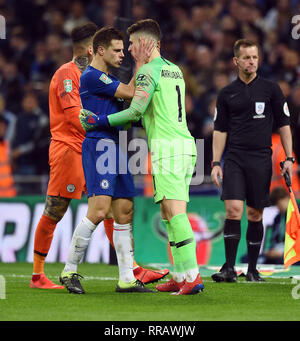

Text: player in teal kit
xmin=80 ymin=19 xmax=203 ymax=295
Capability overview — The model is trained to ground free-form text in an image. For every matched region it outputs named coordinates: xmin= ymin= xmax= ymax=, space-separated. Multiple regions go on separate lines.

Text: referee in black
xmin=211 ymin=39 xmax=294 ymax=282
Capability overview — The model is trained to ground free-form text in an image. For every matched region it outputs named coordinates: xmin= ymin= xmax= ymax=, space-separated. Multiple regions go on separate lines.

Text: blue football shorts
xmin=82 ymin=137 xmax=136 ymax=199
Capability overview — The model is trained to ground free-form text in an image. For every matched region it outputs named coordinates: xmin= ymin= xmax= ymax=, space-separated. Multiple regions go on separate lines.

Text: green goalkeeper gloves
xmin=79 ymin=109 xmax=109 ymax=131
xmin=79 ymin=109 xmax=131 ymax=131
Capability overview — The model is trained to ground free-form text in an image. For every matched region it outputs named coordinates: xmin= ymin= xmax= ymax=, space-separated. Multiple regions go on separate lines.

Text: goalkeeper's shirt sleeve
xmin=108 ymin=64 xmax=158 ymax=127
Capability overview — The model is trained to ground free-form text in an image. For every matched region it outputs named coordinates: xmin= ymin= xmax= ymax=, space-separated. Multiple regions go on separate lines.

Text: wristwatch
xmin=211 ymin=161 xmax=221 ymax=168
xmin=286 ymin=157 xmax=295 ymax=163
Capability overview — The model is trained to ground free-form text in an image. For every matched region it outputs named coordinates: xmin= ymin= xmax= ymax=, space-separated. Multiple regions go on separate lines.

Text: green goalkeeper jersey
xmin=108 ymin=56 xmax=196 ymax=161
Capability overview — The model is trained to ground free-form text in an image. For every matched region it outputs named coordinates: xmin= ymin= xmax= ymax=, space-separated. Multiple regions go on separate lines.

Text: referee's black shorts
xmin=221 ymin=148 xmax=272 ymax=209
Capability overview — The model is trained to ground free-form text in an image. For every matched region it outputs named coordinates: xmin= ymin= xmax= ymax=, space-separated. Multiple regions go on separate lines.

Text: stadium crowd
xmin=0 ymin=0 xmax=299 ymax=194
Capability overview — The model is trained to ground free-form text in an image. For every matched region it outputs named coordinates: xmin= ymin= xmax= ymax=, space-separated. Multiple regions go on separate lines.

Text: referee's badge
xmin=255 ymin=102 xmax=265 ymax=115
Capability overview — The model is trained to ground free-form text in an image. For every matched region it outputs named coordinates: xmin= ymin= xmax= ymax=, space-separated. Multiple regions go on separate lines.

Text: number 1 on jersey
xmin=176 ymin=85 xmax=182 ymax=122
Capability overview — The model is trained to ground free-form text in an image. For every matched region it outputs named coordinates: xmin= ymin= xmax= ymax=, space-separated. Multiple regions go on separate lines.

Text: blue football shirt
xmin=79 ymin=65 xmax=124 ymax=141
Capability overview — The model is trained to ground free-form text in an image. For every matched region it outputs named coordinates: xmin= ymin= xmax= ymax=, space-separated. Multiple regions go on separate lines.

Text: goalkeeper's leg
xmin=157 ymin=199 xmax=204 ymax=295
xmin=30 ymin=195 xmax=69 ymax=290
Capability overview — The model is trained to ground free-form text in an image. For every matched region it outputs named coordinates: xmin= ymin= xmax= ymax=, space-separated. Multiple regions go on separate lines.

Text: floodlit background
xmin=0 ymin=0 xmax=299 ymax=267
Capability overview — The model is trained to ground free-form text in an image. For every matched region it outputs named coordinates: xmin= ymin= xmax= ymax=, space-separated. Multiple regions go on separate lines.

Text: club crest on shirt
xmin=100 ymin=74 xmax=112 ymax=84
xmin=64 ymin=79 xmax=72 ymax=93
xmin=67 ymin=184 xmax=75 ymax=193
xmin=253 ymin=102 xmax=265 ymax=118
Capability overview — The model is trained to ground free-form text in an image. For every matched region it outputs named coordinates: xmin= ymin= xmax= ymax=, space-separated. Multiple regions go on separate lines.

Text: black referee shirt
xmin=214 ymin=75 xmax=291 ymax=150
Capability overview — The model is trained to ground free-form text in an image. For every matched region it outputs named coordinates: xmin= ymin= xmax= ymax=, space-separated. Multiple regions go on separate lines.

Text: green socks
xmin=164 ymin=213 xmax=198 ymax=281
xmin=163 ymin=219 xmax=184 ymax=277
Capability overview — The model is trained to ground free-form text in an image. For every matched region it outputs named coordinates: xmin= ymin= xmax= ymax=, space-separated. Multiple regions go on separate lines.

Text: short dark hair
xmin=127 ymin=19 xmax=161 ymax=40
xmin=233 ymin=39 xmax=258 ymax=57
xmin=70 ymin=22 xmax=98 ymax=44
xmin=270 ymin=187 xmax=289 ymax=206
xmin=93 ymin=27 xmax=124 ymax=54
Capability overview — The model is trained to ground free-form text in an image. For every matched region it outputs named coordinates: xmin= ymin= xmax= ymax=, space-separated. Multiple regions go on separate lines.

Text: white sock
xmin=64 ymin=217 xmax=97 ymax=273
xmin=172 ymin=272 xmax=185 ymax=283
xmin=185 ymin=268 xmax=199 ymax=282
xmin=113 ymin=222 xmax=135 ymax=283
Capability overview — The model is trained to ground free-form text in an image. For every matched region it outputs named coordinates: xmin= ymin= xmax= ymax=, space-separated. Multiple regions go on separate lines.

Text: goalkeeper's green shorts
xmin=151 ymin=154 xmax=196 ymax=204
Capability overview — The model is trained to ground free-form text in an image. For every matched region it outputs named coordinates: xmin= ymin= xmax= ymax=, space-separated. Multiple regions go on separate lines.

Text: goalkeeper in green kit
xmin=80 ymin=19 xmax=204 ymax=295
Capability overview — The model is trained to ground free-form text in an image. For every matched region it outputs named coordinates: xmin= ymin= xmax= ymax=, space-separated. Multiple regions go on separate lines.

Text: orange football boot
xmin=133 ymin=266 xmax=169 ymax=284
xmin=173 ymin=274 xmax=204 ymax=295
xmin=156 ymin=278 xmax=185 ymax=292
xmin=30 ymin=273 xmax=65 ymax=289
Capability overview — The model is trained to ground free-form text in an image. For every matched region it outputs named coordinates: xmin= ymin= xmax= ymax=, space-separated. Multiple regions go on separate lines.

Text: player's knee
xmin=226 ymin=205 xmax=243 ymax=220
xmin=43 ymin=195 xmax=70 ymax=222
xmin=114 ymin=207 xmax=133 ymax=225
xmin=246 ymin=207 xmax=263 ymax=222
xmin=88 ymin=210 xmax=107 ymax=225
xmin=105 ymin=208 xmax=114 ymax=220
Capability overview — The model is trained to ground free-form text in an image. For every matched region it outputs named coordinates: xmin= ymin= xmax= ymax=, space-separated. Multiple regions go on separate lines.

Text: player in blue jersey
xmin=59 ymin=27 xmax=157 ymax=293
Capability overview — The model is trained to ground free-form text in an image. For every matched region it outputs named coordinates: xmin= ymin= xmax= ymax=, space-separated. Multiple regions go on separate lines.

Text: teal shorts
xmin=151 ymin=154 xmax=196 ymax=203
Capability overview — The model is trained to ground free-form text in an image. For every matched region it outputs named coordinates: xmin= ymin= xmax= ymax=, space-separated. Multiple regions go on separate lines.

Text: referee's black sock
xmin=246 ymin=220 xmax=264 ymax=272
xmin=223 ymin=219 xmax=241 ymax=268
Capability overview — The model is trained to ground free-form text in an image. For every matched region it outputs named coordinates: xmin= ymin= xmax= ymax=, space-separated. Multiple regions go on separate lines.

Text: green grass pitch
xmin=0 ymin=262 xmax=300 ymax=322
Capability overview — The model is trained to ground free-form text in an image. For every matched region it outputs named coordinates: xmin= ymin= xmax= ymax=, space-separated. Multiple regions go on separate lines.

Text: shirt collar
xmin=237 ymin=74 xmax=259 ymax=86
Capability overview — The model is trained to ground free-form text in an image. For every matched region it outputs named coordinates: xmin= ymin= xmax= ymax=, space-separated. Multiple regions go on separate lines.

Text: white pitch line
xmin=4 ymin=274 xmax=118 ymax=281
xmin=2 ymin=274 xmax=295 ymax=285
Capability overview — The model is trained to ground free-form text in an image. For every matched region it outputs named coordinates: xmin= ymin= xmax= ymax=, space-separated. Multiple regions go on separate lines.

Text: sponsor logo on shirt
xmin=64 ymin=79 xmax=72 ymax=93
xmin=136 ymin=73 xmax=151 ymax=90
xmin=100 ymin=74 xmax=112 ymax=84
xmin=136 ymin=74 xmax=147 ymax=81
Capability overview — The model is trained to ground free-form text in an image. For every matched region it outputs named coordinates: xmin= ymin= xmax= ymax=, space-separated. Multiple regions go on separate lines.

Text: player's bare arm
xmin=211 ymin=130 xmax=227 ymax=187
xmin=278 ymin=124 xmax=294 ymax=181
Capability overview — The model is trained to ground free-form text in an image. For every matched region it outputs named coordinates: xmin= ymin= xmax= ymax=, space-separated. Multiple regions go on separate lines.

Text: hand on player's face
xmin=129 ymin=35 xmax=155 ymax=64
